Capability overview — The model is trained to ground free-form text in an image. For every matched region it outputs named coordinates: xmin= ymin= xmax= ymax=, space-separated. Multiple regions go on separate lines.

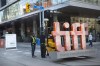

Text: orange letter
xmin=80 ymin=23 xmax=88 ymax=49
xmin=63 ymin=22 xmax=71 ymax=51
xmin=52 ymin=22 xmax=71 ymax=51
xmin=52 ymin=22 xmax=65 ymax=52
xmin=71 ymin=23 xmax=80 ymax=50
xmin=71 ymin=23 xmax=88 ymax=50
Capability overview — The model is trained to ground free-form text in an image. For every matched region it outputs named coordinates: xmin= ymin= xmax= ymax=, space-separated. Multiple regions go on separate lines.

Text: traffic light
xmin=25 ymin=2 xmax=30 ymax=13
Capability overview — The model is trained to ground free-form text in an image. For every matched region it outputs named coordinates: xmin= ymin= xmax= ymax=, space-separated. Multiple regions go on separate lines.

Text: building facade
xmin=0 ymin=0 xmax=6 ymax=7
xmin=0 ymin=0 xmax=100 ymax=42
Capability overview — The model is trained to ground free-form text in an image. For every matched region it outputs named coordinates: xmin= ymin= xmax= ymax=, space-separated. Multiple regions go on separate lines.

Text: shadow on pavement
xmin=52 ymin=56 xmax=94 ymax=63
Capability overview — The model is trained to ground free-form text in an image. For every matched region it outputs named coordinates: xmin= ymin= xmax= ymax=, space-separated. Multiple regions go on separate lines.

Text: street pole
xmin=34 ymin=0 xmax=44 ymax=35
xmin=42 ymin=0 xmax=44 ymax=33
xmin=39 ymin=11 xmax=41 ymax=35
xmin=42 ymin=10 xmax=44 ymax=31
xmin=39 ymin=0 xmax=41 ymax=35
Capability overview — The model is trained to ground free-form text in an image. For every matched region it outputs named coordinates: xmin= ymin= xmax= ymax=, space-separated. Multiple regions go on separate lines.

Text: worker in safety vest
xmin=30 ymin=33 xmax=36 ymax=58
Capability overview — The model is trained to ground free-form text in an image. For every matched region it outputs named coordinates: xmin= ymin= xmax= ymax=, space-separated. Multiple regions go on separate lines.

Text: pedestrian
xmin=40 ymin=32 xmax=46 ymax=58
xmin=30 ymin=33 xmax=36 ymax=58
xmin=88 ymin=33 xmax=93 ymax=47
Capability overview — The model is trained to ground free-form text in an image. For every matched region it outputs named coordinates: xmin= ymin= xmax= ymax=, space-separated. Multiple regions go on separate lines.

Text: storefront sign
xmin=52 ymin=22 xmax=88 ymax=52
xmin=5 ymin=34 xmax=17 ymax=49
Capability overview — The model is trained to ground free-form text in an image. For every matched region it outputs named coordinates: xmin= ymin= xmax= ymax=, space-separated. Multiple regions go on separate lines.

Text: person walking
xmin=30 ymin=33 xmax=36 ymax=58
xmin=88 ymin=33 xmax=93 ymax=47
xmin=40 ymin=32 xmax=46 ymax=58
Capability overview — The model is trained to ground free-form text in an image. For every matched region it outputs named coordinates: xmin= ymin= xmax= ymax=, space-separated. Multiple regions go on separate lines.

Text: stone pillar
xmin=21 ymin=23 xmax=25 ymax=41
xmin=11 ymin=22 xmax=15 ymax=33
xmin=33 ymin=20 xmax=37 ymax=36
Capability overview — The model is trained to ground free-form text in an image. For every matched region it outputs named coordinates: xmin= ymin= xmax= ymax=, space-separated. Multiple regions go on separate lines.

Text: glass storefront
xmin=0 ymin=11 xmax=3 ymax=23
xmin=0 ymin=0 xmax=100 ymax=23
xmin=1 ymin=2 xmax=20 ymax=22
xmin=76 ymin=0 xmax=100 ymax=5
xmin=71 ymin=16 xmax=100 ymax=41
xmin=0 ymin=0 xmax=42 ymax=22
xmin=51 ymin=0 xmax=69 ymax=5
xmin=71 ymin=16 xmax=97 ymax=30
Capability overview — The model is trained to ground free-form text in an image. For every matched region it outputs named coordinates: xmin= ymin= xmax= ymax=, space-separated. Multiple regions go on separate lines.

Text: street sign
xmin=34 ymin=5 xmax=44 ymax=10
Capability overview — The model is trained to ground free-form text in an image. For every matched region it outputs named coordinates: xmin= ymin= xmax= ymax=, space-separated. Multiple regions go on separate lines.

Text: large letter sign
xmin=52 ymin=22 xmax=88 ymax=52
xmin=52 ymin=22 xmax=71 ymax=52
xmin=52 ymin=22 xmax=65 ymax=52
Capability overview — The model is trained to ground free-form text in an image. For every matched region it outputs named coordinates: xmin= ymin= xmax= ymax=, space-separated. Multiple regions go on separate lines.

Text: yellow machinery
xmin=46 ymin=38 xmax=56 ymax=52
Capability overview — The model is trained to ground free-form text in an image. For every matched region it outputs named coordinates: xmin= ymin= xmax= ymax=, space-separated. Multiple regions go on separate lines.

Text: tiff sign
xmin=52 ymin=22 xmax=88 ymax=52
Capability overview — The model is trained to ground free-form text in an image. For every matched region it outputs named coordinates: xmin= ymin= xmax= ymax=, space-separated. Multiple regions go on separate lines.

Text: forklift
xmin=45 ymin=21 xmax=96 ymax=60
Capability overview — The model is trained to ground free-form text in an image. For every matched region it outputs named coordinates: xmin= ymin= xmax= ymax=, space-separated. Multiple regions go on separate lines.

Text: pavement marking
xmin=35 ymin=50 xmax=40 ymax=52
xmin=17 ymin=51 xmax=23 ymax=52
xmin=24 ymin=52 xmax=31 ymax=55
xmin=3 ymin=53 xmax=7 ymax=55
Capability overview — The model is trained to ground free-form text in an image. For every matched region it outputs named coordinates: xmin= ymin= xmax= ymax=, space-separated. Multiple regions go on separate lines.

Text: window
xmin=52 ymin=0 xmax=58 ymax=5
xmin=1 ymin=0 xmax=6 ymax=7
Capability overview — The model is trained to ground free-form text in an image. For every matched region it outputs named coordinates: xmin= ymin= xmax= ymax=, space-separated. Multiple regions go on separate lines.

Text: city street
xmin=0 ymin=42 xmax=100 ymax=66
xmin=0 ymin=0 xmax=100 ymax=66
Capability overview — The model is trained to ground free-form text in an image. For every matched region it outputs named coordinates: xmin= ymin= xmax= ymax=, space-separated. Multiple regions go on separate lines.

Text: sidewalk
xmin=0 ymin=49 xmax=65 ymax=66
xmin=17 ymin=41 xmax=100 ymax=59
xmin=17 ymin=41 xmax=100 ymax=47
xmin=0 ymin=43 xmax=65 ymax=66
xmin=0 ymin=42 xmax=100 ymax=66
xmin=87 ymin=42 xmax=100 ymax=45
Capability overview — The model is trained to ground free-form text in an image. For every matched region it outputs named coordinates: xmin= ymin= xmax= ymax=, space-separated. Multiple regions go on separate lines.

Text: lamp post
xmin=39 ymin=0 xmax=41 ymax=35
xmin=44 ymin=18 xmax=49 ymax=48
xmin=34 ymin=0 xmax=44 ymax=35
xmin=41 ymin=0 xmax=44 ymax=34
xmin=44 ymin=18 xmax=49 ymax=29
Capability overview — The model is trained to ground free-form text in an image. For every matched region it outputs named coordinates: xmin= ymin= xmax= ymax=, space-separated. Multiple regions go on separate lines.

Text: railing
xmin=0 ymin=0 xmax=100 ymax=23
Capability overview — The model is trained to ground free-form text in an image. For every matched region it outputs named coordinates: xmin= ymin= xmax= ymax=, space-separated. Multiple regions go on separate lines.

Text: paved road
xmin=0 ymin=42 xmax=100 ymax=66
